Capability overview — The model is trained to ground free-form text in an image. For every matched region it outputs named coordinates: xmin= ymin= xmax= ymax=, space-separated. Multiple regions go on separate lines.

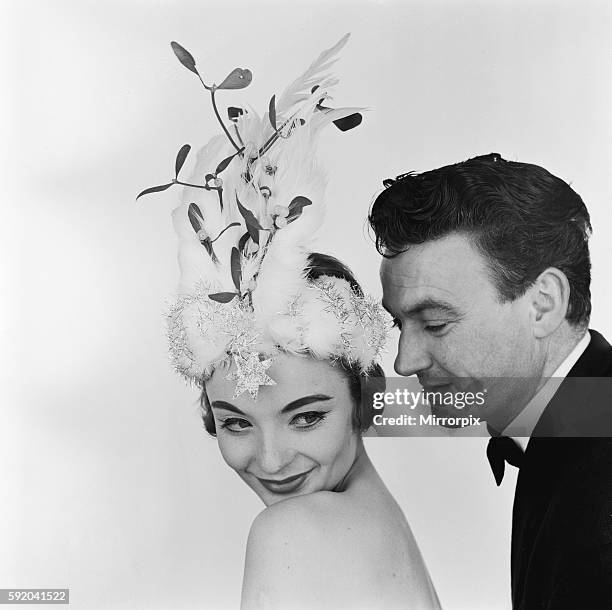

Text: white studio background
xmin=2 ymin=1 xmax=611 ymax=609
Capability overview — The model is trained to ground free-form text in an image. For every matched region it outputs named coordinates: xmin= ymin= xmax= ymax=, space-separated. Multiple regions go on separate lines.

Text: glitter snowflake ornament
xmin=226 ymin=353 xmax=277 ymax=400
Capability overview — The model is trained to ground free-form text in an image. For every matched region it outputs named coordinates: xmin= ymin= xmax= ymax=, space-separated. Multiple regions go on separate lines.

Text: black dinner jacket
xmin=511 ymin=330 xmax=612 ymax=609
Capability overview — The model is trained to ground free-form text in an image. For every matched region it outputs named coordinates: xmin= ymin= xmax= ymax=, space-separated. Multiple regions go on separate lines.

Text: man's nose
xmin=394 ymin=329 xmax=433 ymax=376
xmin=255 ymin=432 xmax=293 ymax=475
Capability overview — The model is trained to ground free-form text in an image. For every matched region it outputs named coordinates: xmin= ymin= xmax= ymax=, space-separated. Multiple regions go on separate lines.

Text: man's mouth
xmin=420 ymin=381 xmax=453 ymax=392
xmin=256 ymin=468 xmax=315 ymax=494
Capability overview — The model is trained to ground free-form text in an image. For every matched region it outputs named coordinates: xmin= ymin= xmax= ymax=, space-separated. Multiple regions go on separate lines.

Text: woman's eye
xmin=291 ymin=411 xmax=328 ymax=428
xmin=220 ymin=417 xmax=252 ymax=433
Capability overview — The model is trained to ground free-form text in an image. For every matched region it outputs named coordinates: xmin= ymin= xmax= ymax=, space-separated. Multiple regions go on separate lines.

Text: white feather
xmin=172 ymin=205 xmax=220 ymax=294
xmin=240 ymin=253 xmax=261 ymax=293
xmin=181 ymin=134 xmax=230 ymax=238
xmin=275 ymin=34 xmax=350 ymax=121
xmin=308 ymin=106 xmax=367 ymax=131
xmin=252 ymin=121 xmax=327 ymax=329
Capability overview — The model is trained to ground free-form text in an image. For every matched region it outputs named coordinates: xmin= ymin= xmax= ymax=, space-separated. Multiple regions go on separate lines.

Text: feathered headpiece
xmin=139 ymin=34 xmax=389 ymax=399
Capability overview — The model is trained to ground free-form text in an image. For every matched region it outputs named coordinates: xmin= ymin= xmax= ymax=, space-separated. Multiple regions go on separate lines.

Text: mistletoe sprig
xmin=187 ymin=202 xmax=239 ymax=264
xmin=137 ymin=40 xmax=357 ymax=306
xmin=207 ymin=193 xmax=313 ymax=306
xmin=135 ymin=141 xmax=243 ymax=208
xmin=137 ymin=41 xmax=363 ymax=208
xmin=170 ymin=41 xmax=251 ymax=153
xmin=136 ymin=41 xmax=251 ymax=206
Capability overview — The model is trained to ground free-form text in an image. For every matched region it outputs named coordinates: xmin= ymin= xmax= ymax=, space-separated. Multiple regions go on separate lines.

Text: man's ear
xmin=528 ymin=267 xmax=570 ymax=338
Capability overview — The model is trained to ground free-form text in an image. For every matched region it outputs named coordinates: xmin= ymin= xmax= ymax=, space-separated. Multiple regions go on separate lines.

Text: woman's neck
xmin=332 ymin=439 xmax=377 ymax=493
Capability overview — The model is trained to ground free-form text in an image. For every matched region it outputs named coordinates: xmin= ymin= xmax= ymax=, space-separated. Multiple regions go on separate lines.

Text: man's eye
xmin=392 ymin=317 xmax=402 ymax=330
xmin=220 ymin=417 xmax=252 ymax=432
xmin=291 ymin=411 xmax=328 ymax=428
xmin=425 ymin=323 xmax=448 ymax=333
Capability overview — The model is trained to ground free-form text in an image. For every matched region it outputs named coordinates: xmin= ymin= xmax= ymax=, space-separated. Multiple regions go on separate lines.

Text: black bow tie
xmin=486 ymin=432 xmax=524 ymax=486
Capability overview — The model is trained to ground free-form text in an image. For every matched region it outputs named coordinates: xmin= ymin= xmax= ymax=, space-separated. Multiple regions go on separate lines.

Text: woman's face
xmin=206 ymin=353 xmax=360 ymax=506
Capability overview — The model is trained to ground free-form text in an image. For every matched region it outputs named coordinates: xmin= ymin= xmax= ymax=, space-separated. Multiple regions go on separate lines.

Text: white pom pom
xmin=181 ymin=301 xmax=229 ymax=366
xmin=300 ymin=285 xmax=343 ymax=359
xmin=267 ymin=315 xmax=304 ymax=352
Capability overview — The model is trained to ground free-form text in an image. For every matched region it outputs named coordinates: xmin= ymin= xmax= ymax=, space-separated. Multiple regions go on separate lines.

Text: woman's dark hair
xmin=369 ymin=153 xmax=592 ymax=327
xmin=199 ymin=252 xmax=385 ymax=435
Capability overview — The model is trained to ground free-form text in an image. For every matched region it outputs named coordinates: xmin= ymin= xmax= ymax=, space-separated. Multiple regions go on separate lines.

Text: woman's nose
xmin=255 ymin=432 xmax=293 ymax=475
xmin=394 ymin=329 xmax=433 ymax=377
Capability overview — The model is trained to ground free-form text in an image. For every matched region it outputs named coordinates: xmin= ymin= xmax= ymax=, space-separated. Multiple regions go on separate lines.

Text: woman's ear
xmin=359 ymin=364 xmax=386 ymax=433
xmin=528 ymin=267 xmax=570 ymax=338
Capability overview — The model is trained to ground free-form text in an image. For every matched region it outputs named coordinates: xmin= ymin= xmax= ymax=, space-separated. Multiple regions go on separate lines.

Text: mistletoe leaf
xmin=228 ymin=107 xmax=244 ymax=122
xmin=208 ymin=292 xmax=237 ymax=303
xmin=175 ymin=144 xmax=191 ymax=178
xmin=170 ymin=41 xmax=198 ymax=75
xmin=236 ymin=195 xmax=263 ymax=244
xmin=218 ymin=68 xmax=252 ymax=90
xmin=236 ymin=197 xmax=263 ymax=230
xmin=287 ymin=196 xmax=312 ymax=222
xmin=215 ymin=152 xmax=238 ymax=175
xmin=238 ymin=231 xmax=250 ymax=253
xmin=247 ymin=225 xmax=259 ymax=244
xmin=268 ymin=94 xmax=277 ymax=131
xmin=136 ymin=182 xmax=173 ymax=200
xmin=333 ymin=112 xmax=363 ymax=132
xmin=188 ymin=203 xmax=204 ymax=233
xmin=230 ymin=247 xmax=242 ymax=291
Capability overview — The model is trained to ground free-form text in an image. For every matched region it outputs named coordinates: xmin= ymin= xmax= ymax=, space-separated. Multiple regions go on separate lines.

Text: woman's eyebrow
xmin=211 ymin=401 xmax=245 ymax=415
xmin=211 ymin=395 xmax=332 ymax=416
xmin=281 ymin=394 xmax=332 ymax=414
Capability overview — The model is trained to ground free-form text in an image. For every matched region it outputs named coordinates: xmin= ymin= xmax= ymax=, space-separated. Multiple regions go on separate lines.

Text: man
xmin=369 ymin=153 xmax=612 ymax=609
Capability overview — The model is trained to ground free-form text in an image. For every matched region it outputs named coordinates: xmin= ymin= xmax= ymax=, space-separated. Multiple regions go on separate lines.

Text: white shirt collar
xmin=503 ymin=331 xmax=591 ymax=447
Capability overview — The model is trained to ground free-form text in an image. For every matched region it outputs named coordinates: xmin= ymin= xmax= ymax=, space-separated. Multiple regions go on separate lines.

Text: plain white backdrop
xmin=2 ymin=1 xmax=611 ymax=609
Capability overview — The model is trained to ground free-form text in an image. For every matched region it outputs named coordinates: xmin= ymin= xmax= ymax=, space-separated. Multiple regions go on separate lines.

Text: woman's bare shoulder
xmin=241 ymin=494 xmax=374 ymax=609
xmin=247 ymin=492 xmax=352 ymax=557
xmin=241 ymin=493 xmax=439 ymax=609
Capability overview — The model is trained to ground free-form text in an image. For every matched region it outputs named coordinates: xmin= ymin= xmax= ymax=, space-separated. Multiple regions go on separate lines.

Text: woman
xmin=202 ymin=254 xmax=441 ymax=610
xmin=144 ymin=35 xmax=440 ymax=610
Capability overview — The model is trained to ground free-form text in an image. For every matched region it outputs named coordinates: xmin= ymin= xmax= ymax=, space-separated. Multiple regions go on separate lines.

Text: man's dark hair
xmin=368 ymin=153 xmax=592 ymax=327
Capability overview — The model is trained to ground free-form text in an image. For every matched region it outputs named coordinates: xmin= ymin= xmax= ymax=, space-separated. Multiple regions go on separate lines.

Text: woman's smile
xmin=255 ymin=467 xmax=317 ymax=494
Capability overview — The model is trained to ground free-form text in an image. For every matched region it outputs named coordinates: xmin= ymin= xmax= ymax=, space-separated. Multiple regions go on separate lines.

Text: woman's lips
xmin=256 ymin=468 xmax=314 ymax=494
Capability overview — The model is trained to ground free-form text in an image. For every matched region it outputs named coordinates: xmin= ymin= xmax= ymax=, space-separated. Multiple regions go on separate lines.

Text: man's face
xmin=380 ymin=233 xmax=542 ymax=427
